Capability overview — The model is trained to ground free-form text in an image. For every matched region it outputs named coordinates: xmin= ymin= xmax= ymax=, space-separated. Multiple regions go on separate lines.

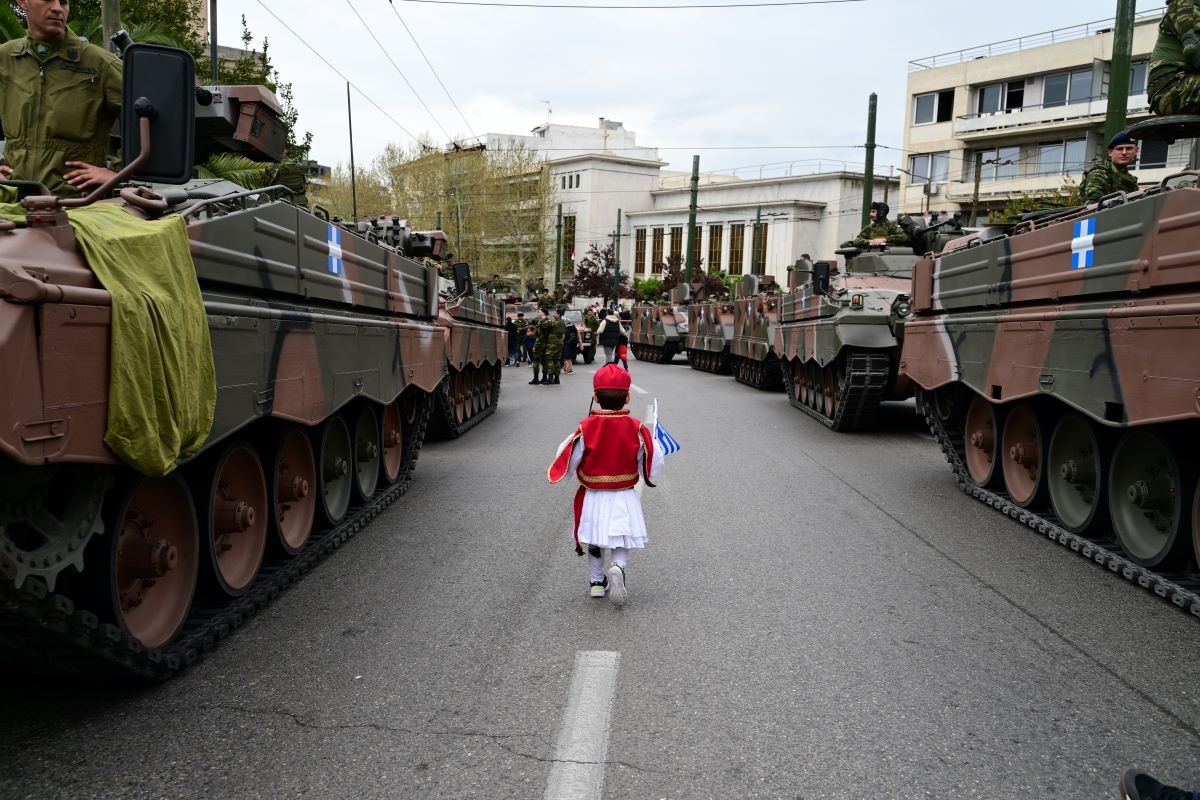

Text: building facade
xmin=901 ymin=9 xmax=1188 ymax=223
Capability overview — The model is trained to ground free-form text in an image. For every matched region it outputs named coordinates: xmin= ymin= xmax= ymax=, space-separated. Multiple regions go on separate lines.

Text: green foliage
xmin=1 ymin=3 xmax=23 ymax=40
xmin=631 ymin=277 xmax=662 ymax=302
xmin=988 ymin=176 xmax=1083 ymax=223
xmin=195 ymin=152 xmax=274 ymax=189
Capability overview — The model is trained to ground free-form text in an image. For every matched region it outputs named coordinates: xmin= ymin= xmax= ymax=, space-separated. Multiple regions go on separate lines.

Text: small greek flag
xmin=327 ymin=224 xmax=344 ymax=275
xmin=647 ymin=399 xmax=681 ymax=456
xmin=1071 ymin=218 xmax=1095 ymax=270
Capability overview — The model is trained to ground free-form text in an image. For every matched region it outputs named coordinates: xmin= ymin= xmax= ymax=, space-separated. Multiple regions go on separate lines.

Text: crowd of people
xmin=502 ymin=302 xmax=633 ymax=385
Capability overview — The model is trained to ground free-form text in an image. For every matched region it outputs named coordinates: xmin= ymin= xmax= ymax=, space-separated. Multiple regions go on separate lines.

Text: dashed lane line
xmin=543 ymin=650 xmax=620 ymax=800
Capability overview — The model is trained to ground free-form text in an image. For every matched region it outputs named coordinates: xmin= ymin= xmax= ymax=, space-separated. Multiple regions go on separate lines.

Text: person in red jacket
xmin=548 ymin=364 xmax=664 ymax=604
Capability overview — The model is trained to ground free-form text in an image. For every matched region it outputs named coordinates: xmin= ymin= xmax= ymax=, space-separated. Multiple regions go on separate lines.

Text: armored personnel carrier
xmin=684 ymin=284 xmax=734 ymax=374
xmin=776 ymin=216 xmax=963 ymax=430
xmin=0 ymin=44 xmax=449 ymax=679
xmin=630 ymin=284 xmax=689 ymax=364
xmin=729 ymin=275 xmax=784 ymax=391
xmin=901 ymin=118 xmax=1200 ymax=614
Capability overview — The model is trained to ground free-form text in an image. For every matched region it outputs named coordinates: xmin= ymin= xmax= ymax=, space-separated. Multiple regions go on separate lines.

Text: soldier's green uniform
xmin=850 ymin=219 xmax=908 ymax=248
xmin=529 ymin=318 xmax=545 ymax=383
xmin=539 ymin=316 xmax=565 ymax=383
xmin=1079 ymin=159 xmax=1139 ymax=202
xmin=0 ymin=28 xmax=122 ymax=197
xmin=1150 ymin=0 xmax=1200 ymax=116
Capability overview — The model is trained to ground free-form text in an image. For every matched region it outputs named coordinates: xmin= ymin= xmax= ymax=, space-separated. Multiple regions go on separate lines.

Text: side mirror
xmin=453 ymin=261 xmax=473 ymax=295
xmin=812 ymin=261 xmax=831 ymax=296
xmin=120 ymin=43 xmax=196 ymax=184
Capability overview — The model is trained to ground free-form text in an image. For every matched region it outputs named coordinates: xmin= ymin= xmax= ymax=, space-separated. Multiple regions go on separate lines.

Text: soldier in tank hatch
xmin=0 ymin=0 xmax=120 ymax=196
xmin=1080 ymin=131 xmax=1140 ymax=203
xmin=547 ymin=364 xmax=665 ymax=605
xmin=846 ymin=202 xmax=908 ymax=249
xmin=1150 ymin=0 xmax=1200 ymax=116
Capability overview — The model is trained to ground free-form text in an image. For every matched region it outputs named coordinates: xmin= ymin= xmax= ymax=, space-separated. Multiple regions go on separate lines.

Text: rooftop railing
xmin=909 ymin=9 xmax=1163 ymax=71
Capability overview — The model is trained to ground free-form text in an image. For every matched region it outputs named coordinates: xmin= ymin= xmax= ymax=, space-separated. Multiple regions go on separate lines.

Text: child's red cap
xmin=593 ymin=363 xmax=631 ymax=391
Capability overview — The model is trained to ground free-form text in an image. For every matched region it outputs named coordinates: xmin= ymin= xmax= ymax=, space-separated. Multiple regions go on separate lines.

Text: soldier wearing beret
xmin=1150 ymin=0 xmax=1200 ymax=116
xmin=1079 ymin=131 xmax=1140 ymax=203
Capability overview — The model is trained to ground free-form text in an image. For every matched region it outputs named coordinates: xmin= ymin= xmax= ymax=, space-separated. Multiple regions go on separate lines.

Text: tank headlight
xmin=851 ymin=294 xmax=864 ymax=309
xmin=893 ymin=300 xmax=912 ymax=317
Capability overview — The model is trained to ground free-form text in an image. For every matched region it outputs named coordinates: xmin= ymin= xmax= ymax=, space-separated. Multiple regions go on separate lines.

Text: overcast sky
xmin=225 ymin=0 xmax=1166 ymax=179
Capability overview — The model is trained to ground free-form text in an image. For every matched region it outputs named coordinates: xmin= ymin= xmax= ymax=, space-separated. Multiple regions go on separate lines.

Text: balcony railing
xmin=909 ymin=9 xmax=1162 ymax=71
xmin=954 ymin=94 xmax=1151 ymax=135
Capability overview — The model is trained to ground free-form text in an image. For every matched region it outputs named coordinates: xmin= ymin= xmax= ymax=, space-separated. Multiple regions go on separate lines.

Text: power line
xmin=344 ymin=0 xmax=453 ymax=140
xmin=384 ymin=0 xmax=478 ymax=139
xmin=396 ymin=0 xmax=864 ymax=7
xmin=254 ymin=0 xmax=422 ymax=143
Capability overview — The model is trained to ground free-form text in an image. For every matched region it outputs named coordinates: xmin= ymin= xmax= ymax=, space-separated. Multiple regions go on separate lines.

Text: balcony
xmin=954 ymin=95 xmax=1151 ymax=140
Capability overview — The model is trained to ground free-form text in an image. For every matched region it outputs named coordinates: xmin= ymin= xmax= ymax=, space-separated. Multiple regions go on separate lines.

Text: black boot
xmin=552 ymin=374 xmax=560 ymax=384
xmin=540 ymin=376 xmax=552 ymax=384
xmin=529 ymin=374 xmax=541 ymax=385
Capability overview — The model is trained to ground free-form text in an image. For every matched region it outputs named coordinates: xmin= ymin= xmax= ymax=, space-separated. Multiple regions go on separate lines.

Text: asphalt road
xmin=2 ymin=356 xmax=1199 ymax=800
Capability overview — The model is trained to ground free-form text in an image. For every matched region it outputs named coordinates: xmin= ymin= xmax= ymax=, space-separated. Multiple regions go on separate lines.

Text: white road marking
xmin=543 ymin=650 xmax=620 ymax=800
xmin=629 ymin=383 xmax=648 ymax=395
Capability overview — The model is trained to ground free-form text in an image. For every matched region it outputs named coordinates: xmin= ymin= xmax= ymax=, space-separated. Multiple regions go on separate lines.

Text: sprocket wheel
xmin=0 ymin=464 xmax=113 ymax=591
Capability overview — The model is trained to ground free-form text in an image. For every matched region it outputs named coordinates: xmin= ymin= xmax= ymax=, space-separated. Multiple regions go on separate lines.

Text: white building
xmin=486 ymin=119 xmax=898 ymax=282
xmin=901 ymin=8 xmax=1189 ymax=223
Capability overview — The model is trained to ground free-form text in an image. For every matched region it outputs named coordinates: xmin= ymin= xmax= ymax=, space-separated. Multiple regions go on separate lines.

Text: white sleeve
xmin=555 ymin=432 xmax=585 ymax=473
xmin=642 ymin=433 xmax=666 ymax=483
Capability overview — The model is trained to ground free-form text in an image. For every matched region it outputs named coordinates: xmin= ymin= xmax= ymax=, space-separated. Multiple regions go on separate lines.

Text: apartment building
xmin=900 ymin=9 xmax=1188 ymax=223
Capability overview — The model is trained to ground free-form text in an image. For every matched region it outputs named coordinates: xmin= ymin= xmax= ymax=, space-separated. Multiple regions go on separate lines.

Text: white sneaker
xmin=606 ymin=564 xmax=627 ymax=606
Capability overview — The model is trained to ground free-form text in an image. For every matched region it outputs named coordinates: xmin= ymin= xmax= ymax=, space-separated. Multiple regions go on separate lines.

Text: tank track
xmin=632 ymin=342 xmax=680 ymax=364
xmin=732 ymin=355 xmax=783 ymax=392
xmin=686 ymin=348 xmax=732 ymax=375
xmin=921 ymin=393 xmax=1200 ymax=620
xmin=781 ymin=350 xmax=891 ymax=431
xmin=0 ymin=395 xmax=434 ymax=681
xmin=428 ymin=365 xmax=502 ymax=439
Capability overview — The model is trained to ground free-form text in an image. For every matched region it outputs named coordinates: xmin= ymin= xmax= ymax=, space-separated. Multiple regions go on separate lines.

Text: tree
xmin=988 ymin=176 xmax=1083 ymax=223
xmin=568 ymin=243 xmax=633 ymax=303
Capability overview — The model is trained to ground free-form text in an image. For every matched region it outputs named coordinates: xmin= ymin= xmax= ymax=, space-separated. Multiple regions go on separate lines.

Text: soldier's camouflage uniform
xmin=540 ymin=317 xmax=565 ymax=379
xmin=846 ymin=220 xmax=908 ymax=248
xmin=1150 ymin=0 xmax=1200 ymax=115
xmin=529 ymin=320 xmax=545 ymax=382
xmin=1079 ymin=159 xmax=1140 ymax=202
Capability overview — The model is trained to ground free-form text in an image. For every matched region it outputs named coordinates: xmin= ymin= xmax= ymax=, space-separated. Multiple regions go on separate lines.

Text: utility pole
xmin=347 ymin=83 xmax=358 ymax=222
xmin=1105 ymin=0 xmax=1136 ymax=145
xmin=684 ymin=155 xmax=700 ymax=283
xmin=883 ymin=165 xmax=893 ymax=207
xmin=860 ymin=93 xmax=878 ymax=229
xmin=613 ymin=208 xmax=622 ymax=295
xmin=970 ymin=157 xmax=983 ymax=228
xmin=208 ymin=0 xmax=218 ymax=82
xmin=751 ymin=206 xmax=762 ymax=275
xmin=554 ymin=204 xmax=563 ymax=288
xmin=102 ymin=0 xmax=121 ymax=55
xmin=436 ymin=211 xmax=442 ymax=230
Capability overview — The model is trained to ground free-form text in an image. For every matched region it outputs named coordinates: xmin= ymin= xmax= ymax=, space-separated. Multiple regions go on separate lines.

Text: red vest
xmin=548 ymin=410 xmax=655 ymax=490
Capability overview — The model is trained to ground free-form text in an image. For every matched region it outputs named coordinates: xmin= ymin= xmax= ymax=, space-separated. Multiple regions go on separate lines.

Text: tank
xmin=427 ymin=256 xmax=506 ymax=439
xmin=900 ymin=137 xmax=1200 ymax=614
xmin=729 ymin=275 xmax=784 ymax=391
xmin=630 ymin=284 xmax=689 ymax=364
xmin=775 ymin=216 xmax=964 ymax=430
xmin=684 ymin=286 xmax=735 ymax=375
xmin=0 ymin=46 xmax=448 ymax=679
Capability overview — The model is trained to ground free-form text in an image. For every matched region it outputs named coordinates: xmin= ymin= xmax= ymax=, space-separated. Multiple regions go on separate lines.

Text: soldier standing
xmin=528 ymin=309 xmax=548 ymax=385
xmin=539 ymin=308 xmax=566 ymax=385
xmin=0 ymin=0 xmax=121 ymax=196
xmin=846 ymin=202 xmax=908 ymax=248
xmin=1079 ymin=131 xmax=1140 ymax=203
xmin=1149 ymin=0 xmax=1200 ymax=116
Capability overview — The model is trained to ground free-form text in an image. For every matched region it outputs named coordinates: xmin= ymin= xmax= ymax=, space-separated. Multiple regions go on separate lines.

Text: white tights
xmin=588 ymin=547 xmax=629 ymax=582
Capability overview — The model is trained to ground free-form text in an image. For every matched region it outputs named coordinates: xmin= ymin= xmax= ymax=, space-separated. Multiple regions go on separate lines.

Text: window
xmin=913 ymin=89 xmax=955 ymax=124
xmin=729 ymin=224 xmax=745 ymax=275
xmin=1036 ymin=140 xmax=1087 ymax=175
xmin=976 ymin=146 xmax=1020 ymax=182
xmin=563 ymin=215 xmax=576 ymax=263
xmin=1044 ymin=69 xmax=1093 ymax=107
xmin=651 ymin=228 xmax=664 ymax=273
xmin=752 ymin=223 xmax=768 ymax=274
xmin=708 ymin=224 xmax=723 ymax=270
xmin=909 ymin=152 xmax=950 ymax=185
xmin=561 ymin=175 xmax=567 ymax=190
xmin=976 ymin=80 xmax=1025 ymax=115
xmin=1136 ymin=139 xmax=1169 ymax=169
xmin=1130 ymin=61 xmax=1149 ymax=96
xmin=634 ymin=228 xmax=647 ymax=274
xmin=669 ymin=226 xmax=683 ymax=262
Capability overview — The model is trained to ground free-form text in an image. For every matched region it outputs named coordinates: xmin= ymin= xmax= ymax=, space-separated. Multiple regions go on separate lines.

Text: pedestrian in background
xmin=538 ymin=308 xmax=566 ymax=385
xmin=562 ymin=311 xmax=579 ymax=375
xmin=616 ymin=331 xmax=630 ymax=372
xmin=504 ymin=315 xmax=520 ymax=366
xmin=596 ymin=309 xmax=622 ymax=363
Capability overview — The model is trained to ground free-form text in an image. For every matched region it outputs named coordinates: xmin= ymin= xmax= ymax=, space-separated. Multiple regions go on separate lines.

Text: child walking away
xmin=616 ymin=332 xmax=630 ymax=372
xmin=548 ymin=364 xmax=665 ymax=605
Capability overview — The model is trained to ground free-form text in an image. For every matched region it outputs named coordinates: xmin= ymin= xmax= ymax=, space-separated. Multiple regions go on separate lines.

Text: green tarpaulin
xmin=0 ymin=200 xmax=216 ymax=476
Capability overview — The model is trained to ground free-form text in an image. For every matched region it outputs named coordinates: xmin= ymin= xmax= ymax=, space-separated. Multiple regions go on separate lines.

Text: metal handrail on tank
xmin=179 ymin=184 xmax=295 ymax=220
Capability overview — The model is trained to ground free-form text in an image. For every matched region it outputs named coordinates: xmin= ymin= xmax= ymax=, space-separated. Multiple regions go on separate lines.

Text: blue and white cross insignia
xmin=1071 ymin=218 xmax=1096 ymax=270
xmin=327 ymin=225 xmax=344 ymax=275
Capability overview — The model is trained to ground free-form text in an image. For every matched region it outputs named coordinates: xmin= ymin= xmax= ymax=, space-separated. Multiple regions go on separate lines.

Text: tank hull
xmin=630 ymin=303 xmax=684 ymax=363
xmin=428 ymin=293 xmax=507 ymax=439
xmin=730 ymin=294 xmax=784 ymax=391
xmin=684 ymin=300 xmax=733 ymax=374
xmin=900 ymin=185 xmax=1200 ymax=616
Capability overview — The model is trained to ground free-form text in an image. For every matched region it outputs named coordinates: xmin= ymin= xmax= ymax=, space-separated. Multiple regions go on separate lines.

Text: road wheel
xmin=198 ymin=441 xmax=268 ymax=596
xmin=1047 ymin=413 xmax=1110 ymax=535
xmin=380 ymin=400 xmax=405 ymax=487
xmin=267 ymin=427 xmax=317 ymax=555
xmin=313 ymin=415 xmax=353 ymax=527
xmin=1109 ymin=428 xmax=1195 ymax=569
xmin=352 ymin=403 xmax=381 ymax=503
xmin=1000 ymin=401 xmax=1049 ymax=509
xmin=964 ymin=396 xmax=1004 ymax=489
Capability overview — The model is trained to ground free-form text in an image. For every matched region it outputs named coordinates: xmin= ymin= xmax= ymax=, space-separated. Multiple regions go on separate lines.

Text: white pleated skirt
xmin=574 ymin=487 xmax=648 ymax=550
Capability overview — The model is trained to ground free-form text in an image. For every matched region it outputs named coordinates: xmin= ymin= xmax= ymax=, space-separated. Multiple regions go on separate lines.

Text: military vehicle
xmin=901 ymin=118 xmax=1200 ymax=614
xmin=630 ymin=285 xmax=689 ymax=364
xmin=684 ymin=288 xmax=734 ymax=375
xmin=0 ymin=44 xmax=450 ymax=679
xmin=729 ymin=275 xmax=784 ymax=391
xmin=776 ymin=216 xmax=963 ymax=430
xmin=427 ymin=258 xmax=506 ymax=439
